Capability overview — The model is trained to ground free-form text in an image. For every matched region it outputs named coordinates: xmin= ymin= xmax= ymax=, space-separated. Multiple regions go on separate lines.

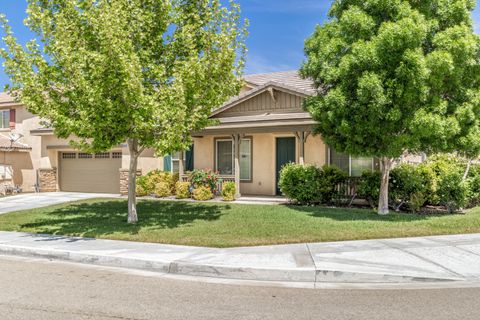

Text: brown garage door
xmin=59 ymin=151 xmax=122 ymax=193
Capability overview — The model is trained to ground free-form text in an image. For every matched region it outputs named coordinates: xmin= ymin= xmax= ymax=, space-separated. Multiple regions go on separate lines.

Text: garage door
xmin=60 ymin=151 xmax=122 ymax=193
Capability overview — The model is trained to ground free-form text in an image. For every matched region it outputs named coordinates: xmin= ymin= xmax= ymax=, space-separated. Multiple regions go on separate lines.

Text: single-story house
xmin=0 ymin=71 xmax=423 ymax=196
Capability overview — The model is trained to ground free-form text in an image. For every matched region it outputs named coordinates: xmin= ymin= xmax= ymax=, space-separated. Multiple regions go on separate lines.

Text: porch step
xmin=235 ymin=196 xmax=288 ymax=205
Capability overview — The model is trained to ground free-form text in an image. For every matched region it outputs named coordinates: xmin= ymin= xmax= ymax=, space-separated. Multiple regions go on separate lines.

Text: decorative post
xmin=295 ymin=131 xmax=310 ymax=165
xmin=232 ymin=133 xmax=242 ymax=198
xmin=179 ymin=151 xmax=185 ymax=177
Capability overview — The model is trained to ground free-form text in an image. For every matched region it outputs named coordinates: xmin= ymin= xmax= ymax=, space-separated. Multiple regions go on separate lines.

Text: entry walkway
xmin=0 ymin=231 xmax=479 ymax=285
xmin=0 ymin=192 xmax=120 ymax=214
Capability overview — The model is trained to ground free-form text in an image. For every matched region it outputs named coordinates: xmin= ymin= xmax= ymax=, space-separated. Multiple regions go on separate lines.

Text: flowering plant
xmin=189 ymin=169 xmax=221 ymax=194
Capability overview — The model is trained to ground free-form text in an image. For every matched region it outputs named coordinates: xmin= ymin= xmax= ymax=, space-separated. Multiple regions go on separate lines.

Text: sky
xmin=0 ymin=0 xmax=479 ymax=88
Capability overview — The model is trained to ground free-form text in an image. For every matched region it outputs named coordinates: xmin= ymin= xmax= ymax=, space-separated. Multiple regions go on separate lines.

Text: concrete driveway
xmin=0 ymin=192 xmax=120 ymax=215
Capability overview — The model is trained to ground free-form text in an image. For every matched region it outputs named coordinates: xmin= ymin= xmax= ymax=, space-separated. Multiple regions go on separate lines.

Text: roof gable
xmin=212 ymin=81 xmax=312 ymax=118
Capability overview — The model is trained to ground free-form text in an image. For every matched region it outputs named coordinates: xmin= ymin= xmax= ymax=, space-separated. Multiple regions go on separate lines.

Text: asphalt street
xmin=1 ymin=255 xmax=480 ymax=320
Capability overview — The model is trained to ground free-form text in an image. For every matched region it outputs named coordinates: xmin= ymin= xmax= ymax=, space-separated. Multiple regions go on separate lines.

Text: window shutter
xmin=9 ymin=109 xmax=15 ymax=129
xmin=163 ymin=155 xmax=172 ymax=172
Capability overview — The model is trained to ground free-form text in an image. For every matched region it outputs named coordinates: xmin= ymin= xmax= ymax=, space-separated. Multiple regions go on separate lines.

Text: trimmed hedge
xmin=279 ymin=155 xmax=480 ymax=213
xmin=175 ymin=181 xmax=191 ymax=199
xmin=278 ymin=164 xmax=346 ymax=205
xmin=222 ymin=181 xmax=236 ymax=202
xmin=192 ymin=186 xmax=214 ymax=201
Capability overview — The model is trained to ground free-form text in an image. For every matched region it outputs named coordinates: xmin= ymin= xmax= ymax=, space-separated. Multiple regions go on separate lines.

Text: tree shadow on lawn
xmin=19 ymin=200 xmax=228 ymax=238
xmin=289 ymin=205 xmax=434 ymax=223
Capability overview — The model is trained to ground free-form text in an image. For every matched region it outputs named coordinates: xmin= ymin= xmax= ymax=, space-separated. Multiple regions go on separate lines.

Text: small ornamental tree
xmin=301 ymin=0 xmax=480 ymax=214
xmin=0 ymin=0 xmax=247 ymax=223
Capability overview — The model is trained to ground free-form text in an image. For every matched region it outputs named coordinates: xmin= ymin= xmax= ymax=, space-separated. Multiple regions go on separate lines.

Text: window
xmin=78 ymin=153 xmax=93 ymax=159
xmin=112 ymin=152 xmax=122 ymax=159
xmin=329 ymin=148 xmax=373 ymax=177
xmin=95 ymin=152 xmax=110 ymax=159
xmin=0 ymin=110 xmax=9 ymax=129
xmin=171 ymin=152 xmax=181 ymax=173
xmin=62 ymin=152 xmax=76 ymax=159
xmin=240 ymin=139 xmax=252 ymax=180
xmin=216 ymin=140 xmax=233 ymax=175
xmin=215 ymin=138 xmax=252 ymax=180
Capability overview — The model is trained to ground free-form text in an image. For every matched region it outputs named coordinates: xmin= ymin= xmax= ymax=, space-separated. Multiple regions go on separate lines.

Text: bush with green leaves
xmin=278 ymin=163 xmax=322 ymax=204
xmin=192 ymin=186 xmax=214 ymax=201
xmin=357 ymin=171 xmax=381 ymax=208
xmin=143 ymin=170 xmax=177 ymax=194
xmin=221 ymin=181 xmax=236 ymax=202
xmin=390 ymin=164 xmax=428 ymax=212
xmin=436 ymin=171 xmax=469 ymax=213
xmin=154 ymin=182 xmax=172 ymax=198
xmin=136 ymin=175 xmax=149 ymax=197
xmin=189 ymin=169 xmax=220 ymax=194
xmin=467 ymin=165 xmax=480 ymax=206
xmin=318 ymin=165 xmax=348 ymax=204
xmin=175 ymin=182 xmax=191 ymax=199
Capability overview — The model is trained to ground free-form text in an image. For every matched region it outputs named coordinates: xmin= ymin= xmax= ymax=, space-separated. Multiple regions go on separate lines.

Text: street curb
xmin=0 ymin=243 xmax=465 ymax=284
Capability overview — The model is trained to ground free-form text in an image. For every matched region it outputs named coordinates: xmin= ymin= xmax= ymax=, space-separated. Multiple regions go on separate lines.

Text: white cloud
xmin=244 ymin=53 xmax=298 ymax=74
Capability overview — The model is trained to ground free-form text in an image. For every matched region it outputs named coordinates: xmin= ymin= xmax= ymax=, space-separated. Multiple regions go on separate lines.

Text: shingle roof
xmin=0 ymin=138 xmax=31 ymax=151
xmin=243 ymin=70 xmax=316 ymax=95
xmin=0 ymin=92 xmax=16 ymax=105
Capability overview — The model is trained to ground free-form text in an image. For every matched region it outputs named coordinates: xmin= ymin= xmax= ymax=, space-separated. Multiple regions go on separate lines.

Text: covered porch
xmin=178 ymin=112 xmax=327 ymax=197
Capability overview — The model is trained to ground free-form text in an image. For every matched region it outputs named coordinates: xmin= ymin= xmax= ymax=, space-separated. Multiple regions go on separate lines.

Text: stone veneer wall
xmin=119 ymin=169 xmax=142 ymax=195
xmin=38 ymin=168 xmax=57 ymax=192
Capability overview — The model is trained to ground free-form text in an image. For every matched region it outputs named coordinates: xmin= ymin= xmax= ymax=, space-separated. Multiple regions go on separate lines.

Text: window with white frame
xmin=171 ymin=151 xmax=182 ymax=173
xmin=0 ymin=110 xmax=9 ymax=129
xmin=329 ymin=148 xmax=373 ymax=177
xmin=215 ymin=138 xmax=252 ymax=180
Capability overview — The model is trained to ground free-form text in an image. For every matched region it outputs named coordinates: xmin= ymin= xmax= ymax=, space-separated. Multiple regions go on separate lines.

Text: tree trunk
xmin=127 ymin=138 xmax=140 ymax=224
xmin=463 ymin=158 xmax=472 ymax=181
xmin=378 ymin=157 xmax=393 ymax=215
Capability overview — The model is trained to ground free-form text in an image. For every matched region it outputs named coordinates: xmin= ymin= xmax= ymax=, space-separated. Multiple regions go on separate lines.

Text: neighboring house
xmin=0 ymin=92 xmax=163 ymax=194
xmin=0 ymin=70 xmax=423 ymax=196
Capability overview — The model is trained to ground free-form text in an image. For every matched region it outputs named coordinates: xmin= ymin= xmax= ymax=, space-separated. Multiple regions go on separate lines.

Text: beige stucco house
xmin=0 ymin=70 xmax=423 ymax=196
xmin=0 ymin=92 xmax=163 ymax=194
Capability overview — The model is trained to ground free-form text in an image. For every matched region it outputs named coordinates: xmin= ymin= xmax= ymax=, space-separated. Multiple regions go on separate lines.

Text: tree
xmin=301 ymin=0 xmax=480 ymax=214
xmin=0 ymin=0 xmax=247 ymax=223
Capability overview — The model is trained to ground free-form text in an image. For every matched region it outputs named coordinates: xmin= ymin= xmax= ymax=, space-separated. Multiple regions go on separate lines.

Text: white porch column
xmin=179 ymin=151 xmax=185 ymax=176
xmin=295 ymin=131 xmax=311 ymax=165
xmin=232 ymin=133 xmax=241 ymax=198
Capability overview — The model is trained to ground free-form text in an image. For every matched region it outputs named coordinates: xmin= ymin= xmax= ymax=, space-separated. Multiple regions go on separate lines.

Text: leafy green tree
xmin=0 ymin=0 xmax=247 ymax=223
xmin=301 ymin=0 xmax=480 ymax=214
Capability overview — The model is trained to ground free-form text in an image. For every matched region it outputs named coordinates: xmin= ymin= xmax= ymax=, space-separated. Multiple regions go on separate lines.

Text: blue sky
xmin=0 ymin=0 xmax=479 ymax=88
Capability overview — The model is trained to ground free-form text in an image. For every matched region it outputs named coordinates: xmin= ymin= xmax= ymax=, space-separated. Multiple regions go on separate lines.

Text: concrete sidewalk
xmin=0 ymin=192 xmax=120 ymax=215
xmin=0 ymin=231 xmax=480 ymax=284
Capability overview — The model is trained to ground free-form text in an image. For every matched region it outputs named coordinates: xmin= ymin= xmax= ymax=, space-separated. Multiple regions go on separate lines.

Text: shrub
xmin=175 ymin=181 xmax=191 ymax=199
xmin=466 ymin=165 xmax=480 ymax=207
xmin=278 ymin=163 xmax=322 ymax=204
xmin=222 ymin=181 xmax=236 ymax=201
xmin=318 ymin=165 xmax=347 ymax=204
xmin=357 ymin=170 xmax=381 ymax=208
xmin=144 ymin=170 xmax=176 ymax=194
xmin=154 ymin=182 xmax=172 ymax=198
xmin=416 ymin=163 xmax=437 ymax=205
xmin=136 ymin=175 xmax=149 ymax=196
xmin=390 ymin=164 xmax=428 ymax=212
xmin=409 ymin=192 xmax=426 ymax=214
xmin=436 ymin=171 xmax=469 ymax=213
xmin=192 ymin=186 xmax=213 ymax=201
xmin=189 ymin=169 xmax=220 ymax=194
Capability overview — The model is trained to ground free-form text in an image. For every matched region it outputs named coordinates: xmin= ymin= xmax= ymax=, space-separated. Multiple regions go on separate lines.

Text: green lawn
xmin=0 ymin=199 xmax=480 ymax=247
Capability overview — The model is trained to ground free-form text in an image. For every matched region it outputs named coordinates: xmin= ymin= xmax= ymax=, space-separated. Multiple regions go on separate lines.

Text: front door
xmin=276 ymin=137 xmax=296 ymax=195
